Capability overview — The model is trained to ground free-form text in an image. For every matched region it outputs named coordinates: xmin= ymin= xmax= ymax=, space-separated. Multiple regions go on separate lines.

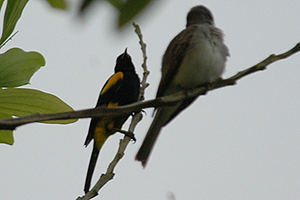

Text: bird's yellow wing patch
xmin=100 ymin=72 xmax=123 ymax=95
xmin=108 ymin=102 xmax=118 ymax=107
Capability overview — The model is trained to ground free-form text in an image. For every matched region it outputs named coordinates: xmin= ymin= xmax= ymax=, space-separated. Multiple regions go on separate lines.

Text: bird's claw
xmin=112 ymin=128 xmax=136 ymax=142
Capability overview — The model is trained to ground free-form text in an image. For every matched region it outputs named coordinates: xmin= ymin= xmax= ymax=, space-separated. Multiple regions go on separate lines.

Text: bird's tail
xmin=84 ymin=131 xmax=109 ymax=193
xmin=84 ymin=147 xmax=100 ymax=193
xmin=135 ymin=109 xmax=165 ymax=167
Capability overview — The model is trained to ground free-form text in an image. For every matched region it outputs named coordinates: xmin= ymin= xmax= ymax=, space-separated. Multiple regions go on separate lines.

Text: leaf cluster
xmin=0 ymin=0 xmax=76 ymax=145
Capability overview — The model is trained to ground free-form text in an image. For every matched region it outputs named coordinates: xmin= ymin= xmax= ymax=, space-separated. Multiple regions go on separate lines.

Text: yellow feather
xmin=100 ymin=72 xmax=123 ymax=95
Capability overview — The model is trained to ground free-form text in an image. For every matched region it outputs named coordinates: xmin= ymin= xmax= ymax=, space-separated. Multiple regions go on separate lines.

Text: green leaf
xmin=79 ymin=0 xmax=153 ymax=27
xmin=79 ymin=0 xmax=95 ymax=13
xmin=0 ymin=48 xmax=45 ymax=87
xmin=0 ymin=0 xmax=29 ymax=46
xmin=79 ymin=0 xmax=122 ymax=13
xmin=0 ymin=112 xmax=13 ymax=145
xmin=80 ymin=0 xmax=121 ymax=13
xmin=0 ymin=88 xmax=77 ymax=124
xmin=0 ymin=129 xmax=13 ymax=145
xmin=107 ymin=0 xmax=122 ymax=10
xmin=45 ymin=0 xmax=67 ymax=10
xmin=0 ymin=0 xmax=5 ymax=11
xmin=119 ymin=0 xmax=152 ymax=27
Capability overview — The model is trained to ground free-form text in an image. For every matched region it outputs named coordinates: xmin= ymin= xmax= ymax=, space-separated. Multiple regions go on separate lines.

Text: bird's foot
xmin=111 ymin=128 xmax=136 ymax=142
xmin=196 ymin=82 xmax=213 ymax=95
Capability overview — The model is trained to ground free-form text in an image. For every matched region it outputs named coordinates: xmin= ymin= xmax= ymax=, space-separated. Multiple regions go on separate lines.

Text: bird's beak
xmin=122 ymin=48 xmax=128 ymax=58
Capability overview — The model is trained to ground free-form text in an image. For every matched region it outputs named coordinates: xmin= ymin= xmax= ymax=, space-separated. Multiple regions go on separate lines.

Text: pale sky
xmin=1 ymin=0 xmax=300 ymax=199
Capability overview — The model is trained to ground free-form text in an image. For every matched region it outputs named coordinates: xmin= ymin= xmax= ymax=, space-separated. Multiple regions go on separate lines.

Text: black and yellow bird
xmin=84 ymin=49 xmax=140 ymax=193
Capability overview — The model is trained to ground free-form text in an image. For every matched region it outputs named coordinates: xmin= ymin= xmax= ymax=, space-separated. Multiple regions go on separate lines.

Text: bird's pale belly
xmin=172 ymin=46 xmax=225 ymax=89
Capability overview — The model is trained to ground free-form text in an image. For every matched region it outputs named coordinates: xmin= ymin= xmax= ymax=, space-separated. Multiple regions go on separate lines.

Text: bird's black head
xmin=115 ymin=48 xmax=135 ymax=72
xmin=186 ymin=5 xmax=214 ymax=27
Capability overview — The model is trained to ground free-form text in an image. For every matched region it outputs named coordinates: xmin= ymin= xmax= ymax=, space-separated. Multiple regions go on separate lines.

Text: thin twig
xmin=133 ymin=22 xmax=150 ymax=101
xmin=210 ymin=42 xmax=300 ymax=89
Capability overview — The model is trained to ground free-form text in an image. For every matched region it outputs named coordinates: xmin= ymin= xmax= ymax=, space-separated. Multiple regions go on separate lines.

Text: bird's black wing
xmin=84 ymin=72 xmax=124 ymax=146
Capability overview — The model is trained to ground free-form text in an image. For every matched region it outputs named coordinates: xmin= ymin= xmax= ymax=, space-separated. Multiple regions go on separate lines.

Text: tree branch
xmin=0 ymin=43 xmax=299 ymax=131
xmin=211 ymin=42 xmax=300 ymax=89
xmin=133 ymin=22 xmax=150 ymax=101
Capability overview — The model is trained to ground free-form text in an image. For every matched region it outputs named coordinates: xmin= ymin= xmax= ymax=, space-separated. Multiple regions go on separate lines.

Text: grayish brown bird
xmin=136 ymin=5 xmax=229 ymax=167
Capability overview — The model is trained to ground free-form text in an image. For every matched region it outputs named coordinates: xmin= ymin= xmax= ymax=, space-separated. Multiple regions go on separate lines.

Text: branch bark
xmin=0 ymin=43 xmax=299 ymax=131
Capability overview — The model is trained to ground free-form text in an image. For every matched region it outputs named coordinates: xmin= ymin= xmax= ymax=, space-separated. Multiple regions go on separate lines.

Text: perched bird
xmin=84 ymin=49 xmax=140 ymax=193
xmin=136 ymin=5 xmax=229 ymax=167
